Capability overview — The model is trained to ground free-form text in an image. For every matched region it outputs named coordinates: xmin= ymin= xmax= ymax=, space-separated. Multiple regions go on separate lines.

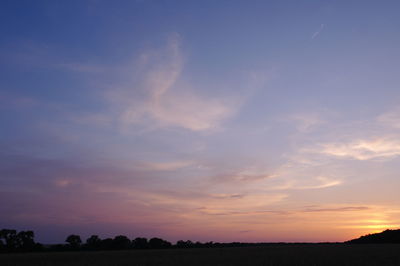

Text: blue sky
xmin=1 ymin=0 xmax=400 ymax=243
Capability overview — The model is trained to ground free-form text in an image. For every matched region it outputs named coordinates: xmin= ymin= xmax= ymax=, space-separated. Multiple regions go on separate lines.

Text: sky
xmin=1 ymin=0 xmax=400 ymax=244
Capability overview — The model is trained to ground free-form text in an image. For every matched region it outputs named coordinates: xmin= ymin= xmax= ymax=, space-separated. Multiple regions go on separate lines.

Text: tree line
xmin=1 ymin=228 xmax=277 ymax=253
xmin=0 ymin=229 xmax=43 ymax=252
xmin=5 ymin=227 xmax=391 ymax=253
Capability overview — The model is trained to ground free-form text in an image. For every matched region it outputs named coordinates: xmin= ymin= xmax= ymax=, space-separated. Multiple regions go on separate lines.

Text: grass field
xmin=1 ymin=244 xmax=400 ymax=266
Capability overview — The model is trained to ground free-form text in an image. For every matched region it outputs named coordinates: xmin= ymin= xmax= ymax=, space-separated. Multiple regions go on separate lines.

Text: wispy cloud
xmin=211 ymin=169 xmax=274 ymax=184
xmin=196 ymin=193 xmax=288 ymax=215
xmin=317 ymin=138 xmax=400 ymax=160
xmin=133 ymin=160 xmax=194 ymax=171
xmin=311 ymin=24 xmax=325 ymax=39
xmin=285 ymin=112 xmax=325 ymax=132
xmin=301 ymin=206 xmax=370 ymax=213
xmin=270 ymin=172 xmax=342 ymax=191
xmin=113 ymin=33 xmax=237 ymax=132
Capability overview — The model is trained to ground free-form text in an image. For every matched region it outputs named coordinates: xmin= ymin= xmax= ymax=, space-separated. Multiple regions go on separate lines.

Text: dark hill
xmin=346 ymin=229 xmax=400 ymax=244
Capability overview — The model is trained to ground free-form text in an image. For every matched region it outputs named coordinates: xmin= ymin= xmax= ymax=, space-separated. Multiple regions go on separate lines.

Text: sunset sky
xmin=1 ymin=0 xmax=400 ymax=244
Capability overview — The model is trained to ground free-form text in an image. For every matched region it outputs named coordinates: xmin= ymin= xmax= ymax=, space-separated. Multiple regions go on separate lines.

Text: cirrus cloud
xmin=115 ymin=34 xmax=238 ymax=132
xmin=318 ymin=138 xmax=400 ymax=161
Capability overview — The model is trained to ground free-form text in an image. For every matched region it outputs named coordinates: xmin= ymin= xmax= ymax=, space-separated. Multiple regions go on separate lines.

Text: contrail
xmin=312 ymin=24 xmax=325 ymax=39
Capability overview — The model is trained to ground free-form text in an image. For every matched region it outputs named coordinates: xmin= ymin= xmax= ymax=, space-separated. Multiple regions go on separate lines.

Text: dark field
xmin=1 ymin=244 xmax=400 ymax=266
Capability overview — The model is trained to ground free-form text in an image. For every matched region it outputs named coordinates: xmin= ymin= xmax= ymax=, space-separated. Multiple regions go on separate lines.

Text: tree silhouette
xmin=17 ymin=231 xmax=35 ymax=251
xmin=86 ymin=235 xmax=102 ymax=250
xmin=132 ymin=237 xmax=148 ymax=249
xmin=176 ymin=240 xmax=194 ymax=248
xmin=65 ymin=234 xmax=82 ymax=249
xmin=113 ymin=235 xmax=131 ymax=250
xmin=0 ymin=229 xmax=17 ymax=251
xmin=149 ymin=237 xmax=172 ymax=249
xmin=100 ymin=238 xmax=113 ymax=250
xmin=0 ymin=229 xmax=42 ymax=252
